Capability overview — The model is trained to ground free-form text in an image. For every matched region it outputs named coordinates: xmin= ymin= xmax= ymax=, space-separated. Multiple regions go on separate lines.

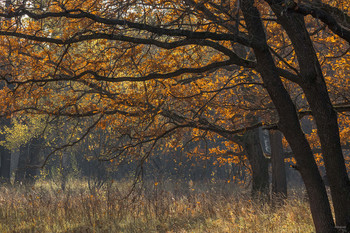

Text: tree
xmin=0 ymin=0 xmax=13 ymax=183
xmin=269 ymin=130 xmax=287 ymax=199
xmin=0 ymin=0 xmax=349 ymax=231
xmin=264 ymin=0 xmax=350 ymax=227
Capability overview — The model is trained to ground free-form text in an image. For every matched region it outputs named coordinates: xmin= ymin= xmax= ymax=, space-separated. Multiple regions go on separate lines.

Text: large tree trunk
xmin=216 ymin=129 xmax=270 ymax=197
xmin=265 ymin=2 xmax=350 ymax=226
xmin=241 ymin=1 xmax=335 ymax=232
xmin=304 ymin=81 xmax=350 ymax=226
xmin=213 ymin=128 xmax=270 ymax=197
xmin=241 ymin=129 xmax=270 ymax=198
xmin=270 ymin=130 xmax=287 ymax=200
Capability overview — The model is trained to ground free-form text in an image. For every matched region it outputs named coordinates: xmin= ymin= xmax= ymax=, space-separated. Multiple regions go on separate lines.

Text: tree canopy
xmin=0 ymin=0 xmax=349 ymax=232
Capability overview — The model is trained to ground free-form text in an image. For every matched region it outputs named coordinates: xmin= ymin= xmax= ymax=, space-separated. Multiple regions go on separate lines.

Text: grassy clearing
xmin=0 ymin=179 xmax=314 ymax=233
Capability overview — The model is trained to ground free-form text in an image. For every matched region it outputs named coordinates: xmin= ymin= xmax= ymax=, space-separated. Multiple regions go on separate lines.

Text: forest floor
xmin=0 ymin=179 xmax=315 ymax=233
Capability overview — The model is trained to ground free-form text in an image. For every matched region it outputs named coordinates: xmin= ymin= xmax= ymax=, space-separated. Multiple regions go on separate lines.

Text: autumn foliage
xmin=0 ymin=0 xmax=349 ymax=232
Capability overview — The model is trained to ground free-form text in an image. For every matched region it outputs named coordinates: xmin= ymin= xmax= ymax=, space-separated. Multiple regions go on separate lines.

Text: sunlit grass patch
xmin=0 ymin=179 xmax=314 ymax=232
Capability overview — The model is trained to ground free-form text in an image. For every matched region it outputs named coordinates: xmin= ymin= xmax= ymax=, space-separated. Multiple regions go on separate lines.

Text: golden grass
xmin=0 ymin=179 xmax=315 ymax=233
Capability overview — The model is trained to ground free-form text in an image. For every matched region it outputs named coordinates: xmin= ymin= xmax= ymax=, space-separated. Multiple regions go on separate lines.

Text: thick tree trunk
xmin=216 ymin=130 xmax=270 ymax=197
xmin=214 ymin=128 xmax=270 ymax=197
xmin=270 ymin=130 xmax=287 ymax=200
xmin=304 ymin=84 xmax=350 ymax=226
xmin=241 ymin=129 xmax=270 ymax=198
xmin=265 ymin=3 xmax=350 ymax=226
xmin=241 ymin=1 xmax=336 ymax=232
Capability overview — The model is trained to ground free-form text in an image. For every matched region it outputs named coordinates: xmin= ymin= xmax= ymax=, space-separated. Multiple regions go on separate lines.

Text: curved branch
xmin=291 ymin=3 xmax=350 ymax=43
xmin=0 ymin=8 xmax=254 ymax=47
xmin=2 ymin=59 xmax=237 ymax=84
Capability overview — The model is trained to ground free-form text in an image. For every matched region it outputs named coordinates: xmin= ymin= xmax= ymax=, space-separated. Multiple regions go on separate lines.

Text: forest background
xmin=0 ymin=0 xmax=349 ymax=232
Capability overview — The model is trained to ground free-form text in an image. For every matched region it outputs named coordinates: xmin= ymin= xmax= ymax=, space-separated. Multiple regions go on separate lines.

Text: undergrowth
xmin=0 ymin=179 xmax=314 ymax=233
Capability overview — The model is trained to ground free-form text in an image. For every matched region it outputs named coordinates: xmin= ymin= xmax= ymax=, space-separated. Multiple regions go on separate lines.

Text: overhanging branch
xmin=291 ymin=3 xmax=350 ymax=44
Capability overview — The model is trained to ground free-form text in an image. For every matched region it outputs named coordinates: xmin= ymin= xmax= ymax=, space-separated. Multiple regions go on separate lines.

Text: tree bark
xmin=270 ymin=130 xmax=287 ymax=200
xmin=241 ymin=128 xmax=270 ymax=198
xmin=241 ymin=1 xmax=336 ymax=232
xmin=203 ymin=126 xmax=270 ymax=197
xmin=265 ymin=2 xmax=350 ymax=226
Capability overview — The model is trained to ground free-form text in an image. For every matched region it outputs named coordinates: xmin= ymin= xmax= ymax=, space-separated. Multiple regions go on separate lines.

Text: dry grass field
xmin=0 ymin=179 xmax=315 ymax=233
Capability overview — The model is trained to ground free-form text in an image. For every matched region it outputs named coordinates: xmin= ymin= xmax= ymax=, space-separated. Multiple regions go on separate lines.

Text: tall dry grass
xmin=0 ymin=179 xmax=314 ymax=233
